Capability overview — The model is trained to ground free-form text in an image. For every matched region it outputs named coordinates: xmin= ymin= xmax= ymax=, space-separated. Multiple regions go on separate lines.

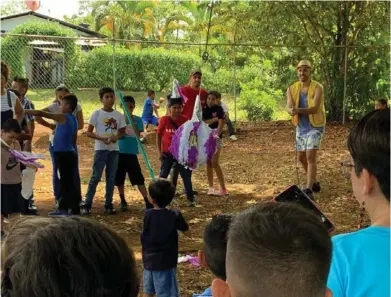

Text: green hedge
xmin=2 ymin=21 xmax=78 ymax=81
xmin=70 ymin=46 xmax=200 ymax=91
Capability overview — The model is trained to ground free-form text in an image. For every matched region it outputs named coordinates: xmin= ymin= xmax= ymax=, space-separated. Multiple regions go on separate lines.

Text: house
xmin=1 ymin=12 xmax=107 ymax=88
xmin=1 ymin=11 xmax=106 ymax=38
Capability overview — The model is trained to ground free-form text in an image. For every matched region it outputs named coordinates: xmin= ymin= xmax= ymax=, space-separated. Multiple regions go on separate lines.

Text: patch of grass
xmin=27 ymin=89 xmax=287 ymax=121
xmin=28 ymin=89 xmax=166 ymax=120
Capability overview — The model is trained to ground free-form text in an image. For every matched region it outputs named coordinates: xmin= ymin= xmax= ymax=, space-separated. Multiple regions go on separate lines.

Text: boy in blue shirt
xmin=141 ymin=179 xmax=189 ymax=297
xmin=25 ymin=94 xmax=80 ymax=215
xmin=141 ymin=90 xmax=160 ymax=129
xmin=116 ymin=96 xmax=153 ymax=210
xmin=194 ymin=214 xmax=234 ymax=297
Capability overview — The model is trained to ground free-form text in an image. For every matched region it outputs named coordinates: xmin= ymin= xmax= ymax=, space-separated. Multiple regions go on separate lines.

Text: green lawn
xmin=27 ymin=89 xmax=288 ymax=121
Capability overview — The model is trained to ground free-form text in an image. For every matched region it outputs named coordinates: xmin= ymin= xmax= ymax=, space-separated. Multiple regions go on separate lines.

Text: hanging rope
xmin=202 ymin=0 xmax=215 ymax=65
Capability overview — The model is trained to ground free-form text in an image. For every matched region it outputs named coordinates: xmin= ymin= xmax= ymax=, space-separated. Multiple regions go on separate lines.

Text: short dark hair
xmin=99 ymin=87 xmax=115 ymax=99
xmin=124 ymin=96 xmax=135 ymax=105
xmin=1 ymin=61 xmax=10 ymax=80
xmin=1 ymin=217 xmax=139 ymax=297
xmin=148 ymin=90 xmax=155 ymax=97
xmin=12 ymin=76 xmax=29 ymax=90
xmin=9 ymin=89 xmax=21 ymax=98
xmin=168 ymin=97 xmax=183 ymax=107
xmin=227 ymin=202 xmax=332 ymax=297
xmin=376 ymin=98 xmax=388 ymax=107
xmin=148 ymin=178 xmax=175 ymax=208
xmin=55 ymin=85 xmax=70 ymax=94
xmin=62 ymin=94 xmax=78 ymax=112
xmin=348 ymin=109 xmax=390 ymax=200
xmin=203 ymin=214 xmax=234 ymax=281
xmin=208 ymin=90 xmax=220 ymax=99
xmin=2 ymin=119 xmax=22 ymax=134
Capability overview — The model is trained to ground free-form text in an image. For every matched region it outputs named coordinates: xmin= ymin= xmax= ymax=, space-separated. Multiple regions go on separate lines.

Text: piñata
xmin=169 ymin=80 xmax=218 ymax=170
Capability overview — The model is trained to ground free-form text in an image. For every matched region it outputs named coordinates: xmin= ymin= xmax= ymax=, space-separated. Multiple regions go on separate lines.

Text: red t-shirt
xmin=180 ymin=85 xmax=208 ymax=119
xmin=157 ymin=115 xmax=188 ymax=153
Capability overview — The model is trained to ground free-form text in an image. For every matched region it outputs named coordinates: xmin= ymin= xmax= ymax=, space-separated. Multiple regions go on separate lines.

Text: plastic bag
xmin=21 ymin=167 xmax=36 ymax=200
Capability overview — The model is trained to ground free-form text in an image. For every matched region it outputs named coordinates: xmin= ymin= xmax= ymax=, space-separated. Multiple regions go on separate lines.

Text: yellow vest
xmin=290 ymin=80 xmax=326 ymax=127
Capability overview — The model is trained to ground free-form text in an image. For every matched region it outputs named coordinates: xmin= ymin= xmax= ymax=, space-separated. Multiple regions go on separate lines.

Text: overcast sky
xmin=2 ymin=0 xmax=81 ymax=20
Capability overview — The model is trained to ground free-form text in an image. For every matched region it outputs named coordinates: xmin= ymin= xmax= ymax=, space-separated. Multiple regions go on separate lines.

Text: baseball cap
xmin=190 ymin=69 xmax=202 ymax=76
xmin=297 ymin=60 xmax=312 ymax=69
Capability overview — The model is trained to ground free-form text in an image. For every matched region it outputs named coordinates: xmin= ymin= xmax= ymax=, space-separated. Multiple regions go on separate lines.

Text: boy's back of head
xmin=2 ymin=118 xmax=22 ymax=134
xmin=1 ymin=216 xmax=139 ymax=297
xmin=348 ymin=108 xmax=390 ymax=200
xmin=148 ymin=90 xmax=155 ymax=97
xmin=148 ymin=178 xmax=175 ymax=208
xmin=220 ymin=202 xmax=332 ymax=297
xmin=202 ymin=214 xmax=234 ymax=281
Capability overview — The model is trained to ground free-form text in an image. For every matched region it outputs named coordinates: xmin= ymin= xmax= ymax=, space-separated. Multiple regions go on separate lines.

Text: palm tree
xmin=91 ymin=0 xmax=157 ymax=40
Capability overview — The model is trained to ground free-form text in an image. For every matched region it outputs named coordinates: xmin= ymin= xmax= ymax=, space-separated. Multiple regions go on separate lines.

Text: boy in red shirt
xmin=181 ymin=70 xmax=208 ymax=119
xmin=157 ymin=97 xmax=196 ymax=207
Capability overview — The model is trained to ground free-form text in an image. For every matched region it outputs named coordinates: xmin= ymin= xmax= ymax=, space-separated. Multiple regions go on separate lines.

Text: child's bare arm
xmin=25 ymin=110 xmax=66 ymax=124
xmin=204 ymin=117 xmax=219 ymax=125
xmin=35 ymin=107 xmax=56 ymax=130
xmin=110 ymin=127 xmax=126 ymax=142
xmin=86 ymin=124 xmax=110 ymax=144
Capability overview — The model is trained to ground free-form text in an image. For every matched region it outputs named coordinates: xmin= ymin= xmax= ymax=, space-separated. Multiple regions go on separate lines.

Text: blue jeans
xmin=85 ymin=150 xmax=119 ymax=209
xmin=143 ymin=268 xmax=179 ymax=297
xmin=226 ymin=118 xmax=235 ymax=136
xmin=50 ymin=144 xmax=81 ymax=201
xmin=160 ymin=153 xmax=194 ymax=202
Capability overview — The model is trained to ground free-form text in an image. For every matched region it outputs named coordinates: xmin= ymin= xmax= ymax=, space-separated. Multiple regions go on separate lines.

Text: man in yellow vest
xmin=287 ymin=60 xmax=326 ymax=199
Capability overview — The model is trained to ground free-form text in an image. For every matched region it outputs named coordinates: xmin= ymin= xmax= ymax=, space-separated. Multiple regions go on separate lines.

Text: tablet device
xmin=274 ymin=185 xmax=335 ymax=232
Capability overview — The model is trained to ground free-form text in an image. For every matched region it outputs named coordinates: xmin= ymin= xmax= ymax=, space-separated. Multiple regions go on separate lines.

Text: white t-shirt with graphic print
xmin=89 ymin=109 xmax=126 ymax=151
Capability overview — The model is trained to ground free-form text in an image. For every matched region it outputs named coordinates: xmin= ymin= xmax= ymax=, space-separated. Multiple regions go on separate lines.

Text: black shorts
xmin=115 ymin=154 xmax=145 ymax=186
xmin=1 ymin=183 xmax=25 ymax=215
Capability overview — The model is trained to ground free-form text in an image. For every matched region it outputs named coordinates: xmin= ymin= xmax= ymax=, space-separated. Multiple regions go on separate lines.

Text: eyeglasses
xmin=340 ymin=160 xmax=355 ymax=177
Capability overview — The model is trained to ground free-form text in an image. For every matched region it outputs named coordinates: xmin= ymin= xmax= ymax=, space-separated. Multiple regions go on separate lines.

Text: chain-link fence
xmin=1 ymin=33 xmax=389 ymax=122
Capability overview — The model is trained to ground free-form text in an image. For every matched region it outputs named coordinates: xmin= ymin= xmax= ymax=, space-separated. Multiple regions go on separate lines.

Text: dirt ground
xmin=31 ymin=121 xmax=359 ymax=296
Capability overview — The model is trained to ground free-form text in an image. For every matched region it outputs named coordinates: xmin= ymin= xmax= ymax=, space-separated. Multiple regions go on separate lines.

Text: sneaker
xmin=214 ymin=189 xmax=229 ymax=196
xmin=48 ymin=210 xmax=69 ymax=216
xmin=104 ymin=208 xmax=117 ymax=215
xmin=303 ymin=188 xmax=315 ymax=201
xmin=81 ymin=207 xmax=91 ymax=215
xmin=69 ymin=210 xmax=81 ymax=216
xmin=120 ymin=202 xmax=128 ymax=211
xmin=230 ymin=135 xmax=238 ymax=141
xmin=207 ymin=188 xmax=216 ymax=196
xmin=3 ymin=217 xmax=9 ymax=224
xmin=140 ymin=138 xmax=146 ymax=144
xmin=28 ymin=201 xmax=37 ymax=211
xmin=312 ymin=182 xmax=321 ymax=193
